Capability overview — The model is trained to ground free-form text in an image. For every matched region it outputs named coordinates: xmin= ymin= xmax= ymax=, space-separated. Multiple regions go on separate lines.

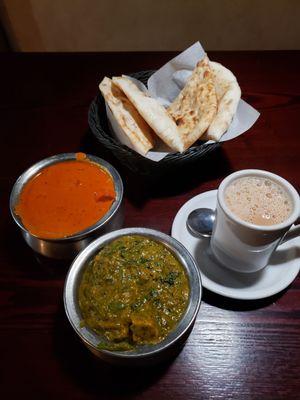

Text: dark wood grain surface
xmin=1 ymin=51 xmax=300 ymax=399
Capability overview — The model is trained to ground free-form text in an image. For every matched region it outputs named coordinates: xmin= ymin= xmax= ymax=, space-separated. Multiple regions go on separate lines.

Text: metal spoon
xmin=186 ymin=208 xmax=215 ymax=238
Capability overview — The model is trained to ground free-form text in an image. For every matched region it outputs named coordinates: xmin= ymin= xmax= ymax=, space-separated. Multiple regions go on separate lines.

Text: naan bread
xmin=202 ymin=61 xmax=241 ymax=141
xmin=99 ymin=77 xmax=155 ymax=155
xmin=112 ymin=76 xmax=185 ymax=152
xmin=167 ymin=55 xmax=217 ymax=149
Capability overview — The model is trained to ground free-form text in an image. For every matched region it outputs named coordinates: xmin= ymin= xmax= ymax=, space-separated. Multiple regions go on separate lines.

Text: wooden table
xmin=1 ymin=52 xmax=300 ymax=399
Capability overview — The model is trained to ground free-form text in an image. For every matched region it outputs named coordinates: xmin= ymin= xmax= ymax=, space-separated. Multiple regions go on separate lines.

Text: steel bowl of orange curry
xmin=10 ymin=153 xmax=123 ymax=259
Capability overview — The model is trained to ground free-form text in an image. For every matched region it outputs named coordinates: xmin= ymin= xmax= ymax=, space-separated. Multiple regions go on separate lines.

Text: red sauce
xmin=15 ymin=156 xmax=116 ymax=239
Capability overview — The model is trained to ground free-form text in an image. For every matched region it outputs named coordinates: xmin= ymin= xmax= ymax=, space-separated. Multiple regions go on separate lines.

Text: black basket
xmin=88 ymin=70 xmax=220 ymax=175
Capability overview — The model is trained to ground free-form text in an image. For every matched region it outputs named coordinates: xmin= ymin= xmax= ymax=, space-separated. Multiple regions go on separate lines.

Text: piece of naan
xmin=167 ymin=55 xmax=217 ymax=149
xmin=99 ymin=77 xmax=155 ymax=155
xmin=112 ymin=76 xmax=185 ymax=152
xmin=202 ymin=61 xmax=241 ymax=141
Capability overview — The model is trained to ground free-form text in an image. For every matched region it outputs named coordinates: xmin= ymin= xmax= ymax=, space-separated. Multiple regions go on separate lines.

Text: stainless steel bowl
xmin=64 ymin=227 xmax=202 ymax=365
xmin=10 ymin=153 xmax=124 ymax=259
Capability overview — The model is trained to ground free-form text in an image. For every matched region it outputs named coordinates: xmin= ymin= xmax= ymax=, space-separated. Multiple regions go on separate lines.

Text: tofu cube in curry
xmin=130 ymin=316 xmax=159 ymax=343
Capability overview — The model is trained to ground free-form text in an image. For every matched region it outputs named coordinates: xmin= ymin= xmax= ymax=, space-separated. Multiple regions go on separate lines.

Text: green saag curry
xmin=78 ymin=235 xmax=189 ymax=351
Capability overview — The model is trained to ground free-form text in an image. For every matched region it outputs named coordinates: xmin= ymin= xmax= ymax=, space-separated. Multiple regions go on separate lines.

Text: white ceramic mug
xmin=210 ymin=169 xmax=300 ymax=273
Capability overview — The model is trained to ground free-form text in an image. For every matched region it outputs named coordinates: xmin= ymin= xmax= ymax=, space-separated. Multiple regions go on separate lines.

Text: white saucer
xmin=172 ymin=190 xmax=300 ymax=300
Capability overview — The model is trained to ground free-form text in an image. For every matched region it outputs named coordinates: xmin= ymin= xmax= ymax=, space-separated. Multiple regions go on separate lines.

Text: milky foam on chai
xmin=224 ymin=176 xmax=293 ymax=226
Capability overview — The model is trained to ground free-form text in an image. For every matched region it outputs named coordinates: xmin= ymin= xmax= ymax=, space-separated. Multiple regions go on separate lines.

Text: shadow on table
xmin=80 ymin=130 xmax=232 ymax=208
xmin=2 ymin=218 xmax=71 ymax=279
xmin=53 ymin=303 xmax=176 ymax=397
xmin=202 ymin=286 xmax=289 ymax=311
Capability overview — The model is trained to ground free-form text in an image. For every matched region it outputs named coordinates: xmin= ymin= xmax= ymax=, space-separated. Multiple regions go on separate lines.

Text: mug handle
xmin=280 ymin=221 xmax=300 ymax=244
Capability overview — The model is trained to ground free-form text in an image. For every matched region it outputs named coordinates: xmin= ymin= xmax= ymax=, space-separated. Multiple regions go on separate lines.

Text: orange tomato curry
xmin=15 ymin=154 xmax=116 ymax=239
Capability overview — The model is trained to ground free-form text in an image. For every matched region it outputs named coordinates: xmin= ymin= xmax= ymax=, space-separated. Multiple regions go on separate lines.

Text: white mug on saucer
xmin=210 ymin=169 xmax=300 ymax=273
